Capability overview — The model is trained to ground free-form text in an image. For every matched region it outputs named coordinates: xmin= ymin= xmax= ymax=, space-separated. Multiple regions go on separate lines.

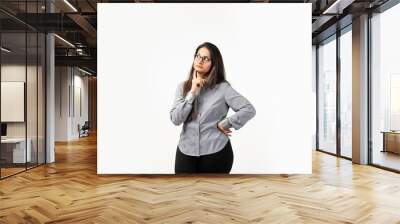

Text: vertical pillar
xmin=46 ymin=0 xmax=55 ymax=163
xmin=352 ymin=14 xmax=369 ymax=164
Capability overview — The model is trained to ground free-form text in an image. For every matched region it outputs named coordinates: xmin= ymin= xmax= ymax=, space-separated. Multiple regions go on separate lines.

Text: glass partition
xmin=0 ymin=1 xmax=46 ymax=179
xmin=27 ymin=30 xmax=38 ymax=169
xmin=1 ymin=31 xmax=28 ymax=177
xmin=38 ymin=31 xmax=45 ymax=165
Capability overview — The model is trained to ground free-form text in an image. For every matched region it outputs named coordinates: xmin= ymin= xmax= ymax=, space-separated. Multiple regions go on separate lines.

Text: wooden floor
xmin=0 ymin=167 xmax=26 ymax=178
xmin=1 ymin=162 xmax=45 ymax=178
xmin=1 ymin=134 xmax=400 ymax=223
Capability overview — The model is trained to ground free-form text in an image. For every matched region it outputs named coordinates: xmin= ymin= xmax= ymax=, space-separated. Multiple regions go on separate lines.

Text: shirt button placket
xmin=197 ymin=94 xmax=201 ymax=156
xmin=198 ymin=121 xmax=201 ymax=156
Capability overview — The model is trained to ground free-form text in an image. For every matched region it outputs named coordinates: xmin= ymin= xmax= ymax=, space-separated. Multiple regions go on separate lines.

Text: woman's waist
xmin=181 ymin=124 xmax=226 ymax=136
xmin=183 ymin=120 xmax=222 ymax=129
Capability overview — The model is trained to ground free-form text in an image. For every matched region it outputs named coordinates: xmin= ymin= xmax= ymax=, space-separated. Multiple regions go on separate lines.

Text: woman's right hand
xmin=217 ymin=122 xmax=232 ymax=137
xmin=191 ymin=71 xmax=206 ymax=95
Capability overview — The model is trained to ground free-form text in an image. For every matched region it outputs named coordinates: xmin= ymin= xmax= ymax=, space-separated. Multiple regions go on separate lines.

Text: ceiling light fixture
xmin=78 ymin=67 xmax=93 ymax=76
xmin=322 ymin=0 xmax=354 ymax=15
xmin=54 ymin=34 xmax=75 ymax=48
xmin=63 ymin=0 xmax=78 ymax=12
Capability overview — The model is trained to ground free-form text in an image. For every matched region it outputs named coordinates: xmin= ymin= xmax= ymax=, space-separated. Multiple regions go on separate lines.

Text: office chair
xmin=79 ymin=121 xmax=90 ymax=138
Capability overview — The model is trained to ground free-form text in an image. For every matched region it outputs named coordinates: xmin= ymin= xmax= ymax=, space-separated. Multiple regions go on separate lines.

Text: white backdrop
xmin=98 ymin=3 xmax=312 ymax=174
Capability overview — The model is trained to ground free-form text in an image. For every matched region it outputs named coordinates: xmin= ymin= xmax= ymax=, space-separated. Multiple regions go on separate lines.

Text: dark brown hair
xmin=182 ymin=42 xmax=228 ymax=96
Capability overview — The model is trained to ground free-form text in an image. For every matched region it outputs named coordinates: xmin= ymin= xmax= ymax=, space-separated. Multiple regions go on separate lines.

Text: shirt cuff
xmin=220 ymin=118 xmax=232 ymax=129
xmin=185 ymin=91 xmax=195 ymax=104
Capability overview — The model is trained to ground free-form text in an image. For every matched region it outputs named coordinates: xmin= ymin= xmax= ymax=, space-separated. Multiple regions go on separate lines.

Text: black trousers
xmin=175 ymin=140 xmax=234 ymax=174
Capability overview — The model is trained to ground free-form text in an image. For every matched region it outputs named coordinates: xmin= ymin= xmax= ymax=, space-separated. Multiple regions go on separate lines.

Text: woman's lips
xmin=196 ymin=65 xmax=202 ymax=68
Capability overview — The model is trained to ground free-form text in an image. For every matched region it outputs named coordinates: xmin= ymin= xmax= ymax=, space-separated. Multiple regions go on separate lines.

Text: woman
xmin=170 ymin=42 xmax=256 ymax=174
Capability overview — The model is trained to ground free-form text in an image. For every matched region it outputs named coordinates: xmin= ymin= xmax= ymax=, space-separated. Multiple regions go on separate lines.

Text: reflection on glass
xmin=318 ymin=37 xmax=337 ymax=154
xmin=371 ymin=4 xmax=400 ymax=171
xmin=340 ymin=29 xmax=352 ymax=158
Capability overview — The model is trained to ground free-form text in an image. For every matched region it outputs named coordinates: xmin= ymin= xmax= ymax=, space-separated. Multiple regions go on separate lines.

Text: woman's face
xmin=193 ymin=47 xmax=212 ymax=76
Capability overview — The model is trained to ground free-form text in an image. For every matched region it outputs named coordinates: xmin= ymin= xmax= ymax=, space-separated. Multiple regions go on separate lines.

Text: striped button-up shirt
xmin=170 ymin=80 xmax=256 ymax=156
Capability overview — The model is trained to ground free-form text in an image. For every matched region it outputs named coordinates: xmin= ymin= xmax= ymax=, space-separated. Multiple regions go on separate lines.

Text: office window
xmin=318 ymin=36 xmax=337 ymax=154
xmin=340 ymin=28 xmax=352 ymax=158
xmin=371 ymin=3 xmax=400 ymax=171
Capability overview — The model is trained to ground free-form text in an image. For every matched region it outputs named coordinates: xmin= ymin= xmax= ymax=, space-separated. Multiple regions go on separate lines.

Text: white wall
xmin=55 ymin=67 xmax=89 ymax=141
xmin=1 ymin=65 xmax=42 ymax=138
xmin=1 ymin=66 xmax=26 ymax=131
xmin=55 ymin=66 xmax=69 ymax=141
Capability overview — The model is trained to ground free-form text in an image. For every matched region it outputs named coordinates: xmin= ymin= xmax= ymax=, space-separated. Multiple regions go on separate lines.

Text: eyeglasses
xmin=194 ymin=54 xmax=211 ymax=63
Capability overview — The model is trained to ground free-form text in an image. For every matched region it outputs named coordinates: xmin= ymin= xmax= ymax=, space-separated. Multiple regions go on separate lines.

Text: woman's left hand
xmin=217 ymin=122 xmax=232 ymax=137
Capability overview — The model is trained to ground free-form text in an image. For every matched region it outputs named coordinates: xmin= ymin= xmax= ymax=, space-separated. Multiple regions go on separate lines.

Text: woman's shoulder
xmin=218 ymin=80 xmax=230 ymax=87
xmin=218 ymin=80 xmax=232 ymax=90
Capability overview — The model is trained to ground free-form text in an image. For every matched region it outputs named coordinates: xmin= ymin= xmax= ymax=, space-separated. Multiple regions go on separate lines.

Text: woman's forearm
xmin=170 ymin=90 xmax=195 ymax=125
xmin=223 ymin=84 xmax=256 ymax=130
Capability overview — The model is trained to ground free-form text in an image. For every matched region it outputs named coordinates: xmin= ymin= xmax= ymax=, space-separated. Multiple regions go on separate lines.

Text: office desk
xmin=1 ymin=138 xmax=32 ymax=163
xmin=381 ymin=131 xmax=400 ymax=154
